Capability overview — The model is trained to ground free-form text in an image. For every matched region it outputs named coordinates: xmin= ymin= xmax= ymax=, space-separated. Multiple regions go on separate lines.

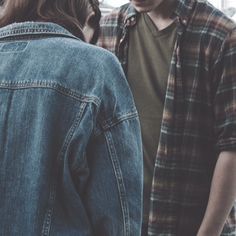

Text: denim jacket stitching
xmin=101 ymin=110 xmax=138 ymax=131
xmin=41 ymin=102 xmax=87 ymax=236
xmin=0 ymin=80 xmax=101 ymax=107
xmin=0 ymin=31 xmax=79 ymax=41
xmin=104 ymin=131 xmax=130 ymax=236
xmin=0 ymin=22 xmax=78 ymax=41
xmin=93 ymin=112 xmax=138 ymax=138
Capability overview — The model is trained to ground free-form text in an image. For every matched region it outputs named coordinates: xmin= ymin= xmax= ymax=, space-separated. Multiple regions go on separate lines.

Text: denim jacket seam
xmin=0 ymin=31 xmax=78 ymax=41
xmin=101 ymin=110 xmax=138 ymax=131
xmin=41 ymin=102 xmax=87 ymax=236
xmin=0 ymin=81 xmax=101 ymax=107
xmin=92 ymin=111 xmax=138 ymax=137
xmin=0 ymin=23 xmax=77 ymax=40
xmin=58 ymin=102 xmax=87 ymax=162
xmin=0 ymin=35 xmax=75 ymax=43
xmin=104 ymin=131 xmax=130 ymax=236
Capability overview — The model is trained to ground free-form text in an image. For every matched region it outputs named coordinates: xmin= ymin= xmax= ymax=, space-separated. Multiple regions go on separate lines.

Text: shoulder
xmin=47 ymin=37 xmax=116 ymax=64
xmin=39 ymin=36 xmax=122 ymax=87
xmin=40 ymin=37 xmax=136 ymax=120
xmin=98 ymin=3 xmax=134 ymax=50
xmin=191 ymin=0 xmax=236 ymax=38
xmin=63 ymin=39 xmax=123 ymax=82
xmin=100 ymin=3 xmax=131 ymax=26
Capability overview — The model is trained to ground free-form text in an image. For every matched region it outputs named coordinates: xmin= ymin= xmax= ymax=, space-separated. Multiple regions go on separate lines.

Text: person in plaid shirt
xmin=98 ymin=0 xmax=236 ymax=235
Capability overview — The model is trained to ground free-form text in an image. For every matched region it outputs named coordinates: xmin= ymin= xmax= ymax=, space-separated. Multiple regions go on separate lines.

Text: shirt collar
xmin=124 ymin=0 xmax=196 ymax=27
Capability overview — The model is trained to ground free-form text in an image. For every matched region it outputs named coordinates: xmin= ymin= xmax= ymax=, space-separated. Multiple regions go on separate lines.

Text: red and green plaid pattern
xmin=98 ymin=0 xmax=236 ymax=235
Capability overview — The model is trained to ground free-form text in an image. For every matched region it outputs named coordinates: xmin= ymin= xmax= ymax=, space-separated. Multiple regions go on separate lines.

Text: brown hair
xmin=0 ymin=0 xmax=100 ymax=40
xmin=87 ymin=0 xmax=101 ymax=44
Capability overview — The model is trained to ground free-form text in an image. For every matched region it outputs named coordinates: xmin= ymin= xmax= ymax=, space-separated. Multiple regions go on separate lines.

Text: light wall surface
xmin=103 ymin=0 xmax=235 ymax=9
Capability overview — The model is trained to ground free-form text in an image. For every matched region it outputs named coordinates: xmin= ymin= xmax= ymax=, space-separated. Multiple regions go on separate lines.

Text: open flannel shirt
xmin=98 ymin=0 xmax=236 ymax=235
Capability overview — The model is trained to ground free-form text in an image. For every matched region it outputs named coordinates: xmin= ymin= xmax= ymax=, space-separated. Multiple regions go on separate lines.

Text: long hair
xmin=87 ymin=0 xmax=101 ymax=44
xmin=0 ymin=0 xmax=99 ymax=40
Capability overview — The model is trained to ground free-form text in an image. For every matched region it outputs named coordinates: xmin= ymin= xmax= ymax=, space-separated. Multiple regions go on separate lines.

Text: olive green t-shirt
xmin=127 ymin=13 xmax=177 ymax=224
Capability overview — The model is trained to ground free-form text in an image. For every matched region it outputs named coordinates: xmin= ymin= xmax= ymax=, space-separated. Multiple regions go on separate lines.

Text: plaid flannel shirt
xmin=98 ymin=0 xmax=236 ymax=235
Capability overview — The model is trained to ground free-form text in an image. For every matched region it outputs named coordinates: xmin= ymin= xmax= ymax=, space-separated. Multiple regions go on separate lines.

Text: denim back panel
xmin=0 ymin=81 xmax=96 ymax=234
xmin=0 ymin=36 xmax=99 ymax=235
xmin=0 ymin=22 xmax=143 ymax=236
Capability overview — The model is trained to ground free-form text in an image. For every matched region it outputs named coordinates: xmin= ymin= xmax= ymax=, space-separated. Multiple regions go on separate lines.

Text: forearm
xmin=197 ymin=151 xmax=236 ymax=236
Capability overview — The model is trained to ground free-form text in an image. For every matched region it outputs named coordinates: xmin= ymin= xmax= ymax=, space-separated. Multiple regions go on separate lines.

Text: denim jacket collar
xmin=0 ymin=21 xmax=79 ymax=40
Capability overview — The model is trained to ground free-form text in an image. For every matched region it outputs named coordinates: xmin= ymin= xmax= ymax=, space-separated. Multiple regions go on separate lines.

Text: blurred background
xmin=99 ymin=0 xmax=236 ymax=21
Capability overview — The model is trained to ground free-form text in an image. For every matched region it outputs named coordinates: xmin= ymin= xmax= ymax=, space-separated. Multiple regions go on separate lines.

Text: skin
xmin=129 ymin=0 xmax=236 ymax=235
xmin=83 ymin=11 xmax=96 ymax=43
xmin=83 ymin=4 xmax=96 ymax=43
xmin=197 ymin=152 xmax=236 ymax=236
xmin=129 ymin=0 xmax=176 ymax=30
xmin=129 ymin=0 xmax=165 ymax=13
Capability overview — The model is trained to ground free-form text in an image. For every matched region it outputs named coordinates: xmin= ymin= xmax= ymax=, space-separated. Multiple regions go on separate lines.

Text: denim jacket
xmin=0 ymin=22 xmax=143 ymax=236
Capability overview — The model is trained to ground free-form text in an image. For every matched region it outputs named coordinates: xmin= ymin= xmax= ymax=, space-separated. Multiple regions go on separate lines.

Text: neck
xmin=147 ymin=0 xmax=177 ymax=30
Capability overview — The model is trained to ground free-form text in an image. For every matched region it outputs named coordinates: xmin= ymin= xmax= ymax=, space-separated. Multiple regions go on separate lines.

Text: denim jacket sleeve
xmin=70 ymin=50 xmax=143 ymax=236
xmin=87 ymin=51 xmax=143 ymax=236
xmin=85 ymin=116 xmax=143 ymax=236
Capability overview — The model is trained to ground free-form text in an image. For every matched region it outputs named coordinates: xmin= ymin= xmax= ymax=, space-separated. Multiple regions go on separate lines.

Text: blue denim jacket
xmin=0 ymin=22 xmax=143 ymax=236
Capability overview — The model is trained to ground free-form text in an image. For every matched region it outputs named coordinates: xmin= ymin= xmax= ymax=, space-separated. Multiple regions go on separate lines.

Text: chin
xmin=133 ymin=5 xmax=153 ymax=13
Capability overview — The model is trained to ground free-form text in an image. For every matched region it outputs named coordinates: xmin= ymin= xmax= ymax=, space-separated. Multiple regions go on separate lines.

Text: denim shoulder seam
xmin=0 ymin=80 xmax=101 ymax=107
xmin=101 ymin=110 xmax=138 ymax=131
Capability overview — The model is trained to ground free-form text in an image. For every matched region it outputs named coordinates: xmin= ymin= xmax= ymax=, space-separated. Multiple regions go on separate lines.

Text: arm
xmin=85 ymin=117 xmax=143 ymax=236
xmin=197 ymin=151 xmax=236 ymax=236
xmin=82 ymin=50 xmax=143 ymax=236
xmin=197 ymin=26 xmax=236 ymax=236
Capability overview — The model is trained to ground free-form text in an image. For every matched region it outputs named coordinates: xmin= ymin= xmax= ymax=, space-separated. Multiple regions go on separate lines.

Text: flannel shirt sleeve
xmin=97 ymin=12 xmax=119 ymax=53
xmin=214 ymin=26 xmax=236 ymax=152
xmin=97 ymin=15 xmax=110 ymax=48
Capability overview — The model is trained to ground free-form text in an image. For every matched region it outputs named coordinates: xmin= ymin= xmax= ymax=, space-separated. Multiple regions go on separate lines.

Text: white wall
xmin=208 ymin=0 xmax=222 ymax=8
xmin=104 ymin=0 xmax=223 ymax=8
xmin=104 ymin=0 xmax=236 ymax=9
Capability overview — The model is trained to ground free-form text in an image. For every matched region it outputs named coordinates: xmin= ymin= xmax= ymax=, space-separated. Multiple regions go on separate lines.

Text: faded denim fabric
xmin=0 ymin=22 xmax=143 ymax=236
